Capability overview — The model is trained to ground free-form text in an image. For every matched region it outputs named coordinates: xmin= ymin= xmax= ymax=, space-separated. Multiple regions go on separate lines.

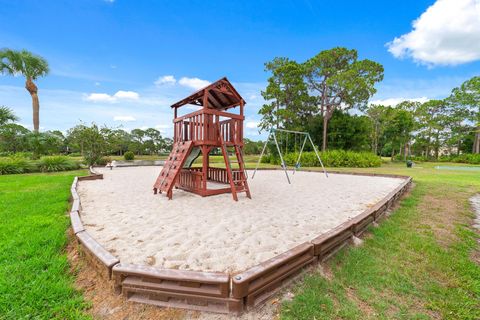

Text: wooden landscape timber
xmin=70 ymin=169 xmax=412 ymax=314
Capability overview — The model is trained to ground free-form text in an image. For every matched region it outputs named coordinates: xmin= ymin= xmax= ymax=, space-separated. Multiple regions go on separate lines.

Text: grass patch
xmin=0 ymin=161 xmax=479 ymax=319
xmin=0 ymin=170 xmax=91 ymax=319
xmin=281 ymin=162 xmax=480 ymax=320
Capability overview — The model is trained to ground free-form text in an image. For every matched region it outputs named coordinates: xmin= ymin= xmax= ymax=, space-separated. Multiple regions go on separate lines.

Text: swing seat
xmin=295 ymin=163 xmax=301 ymax=169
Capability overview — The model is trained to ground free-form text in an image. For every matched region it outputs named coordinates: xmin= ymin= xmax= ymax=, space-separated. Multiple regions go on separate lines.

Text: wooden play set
xmin=153 ymin=77 xmax=251 ymax=201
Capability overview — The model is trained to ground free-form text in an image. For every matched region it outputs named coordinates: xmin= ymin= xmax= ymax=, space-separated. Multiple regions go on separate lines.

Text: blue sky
xmin=1 ymin=0 xmax=479 ymax=139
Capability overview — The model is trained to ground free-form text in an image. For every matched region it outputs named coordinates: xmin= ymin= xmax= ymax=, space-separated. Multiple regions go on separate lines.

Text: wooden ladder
xmin=153 ymin=141 xmax=194 ymax=199
xmin=219 ymin=134 xmax=251 ymax=201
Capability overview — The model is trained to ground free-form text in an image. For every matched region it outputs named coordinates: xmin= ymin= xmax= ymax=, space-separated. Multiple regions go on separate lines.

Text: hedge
xmin=438 ymin=154 xmax=480 ymax=165
xmin=398 ymin=154 xmax=480 ymax=165
xmin=261 ymin=150 xmax=382 ymax=168
xmin=0 ymin=156 xmax=82 ymax=175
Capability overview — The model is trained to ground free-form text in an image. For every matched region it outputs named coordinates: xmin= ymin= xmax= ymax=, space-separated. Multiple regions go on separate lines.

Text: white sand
xmin=77 ymin=167 xmax=404 ymax=273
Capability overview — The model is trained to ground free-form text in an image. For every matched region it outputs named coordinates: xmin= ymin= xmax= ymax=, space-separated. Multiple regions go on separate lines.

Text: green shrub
xmin=0 ymin=157 xmax=34 ymax=175
xmin=96 ymin=156 xmax=112 ymax=166
xmin=67 ymin=152 xmax=82 ymax=157
xmin=83 ymin=152 xmax=103 ymax=166
xmin=12 ymin=152 xmax=34 ymax=159
xmin=262 ymin=150 xmax=381 ymax=168
xmin=438 ymin=153 xmax=480 ymax=164
xmin=260 ymin=154 xmax=271 ymax=164
xmin=0 ymin=152 xmax=34 ymax=159
xmin=124 ymin=151 xmax=135 ymax=161
xmin=401 ymin=154 xmax=480 ymax=164
xmin=37 ymin=156 xmax=80 ymax=172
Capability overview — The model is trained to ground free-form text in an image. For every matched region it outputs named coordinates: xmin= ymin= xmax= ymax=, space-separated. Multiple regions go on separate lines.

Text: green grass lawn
xmin=0 ymin=170 xmax=91 ymax=320
xmin=281 ymin=162 xmax=480 ymax=320
xmin=0 ymin=162 xmax=478 ymax=319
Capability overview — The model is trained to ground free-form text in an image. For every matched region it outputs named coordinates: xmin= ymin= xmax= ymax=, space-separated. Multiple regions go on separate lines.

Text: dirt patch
xmin=345 ymin=287 xmax=375 ymax=317
xmin=417 ymin=186 xmax=469 ymax=248
xmin=470 ymin=194 xmax=480 ymax=265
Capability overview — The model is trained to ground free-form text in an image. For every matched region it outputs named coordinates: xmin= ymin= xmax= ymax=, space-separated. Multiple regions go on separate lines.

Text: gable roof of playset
xmin=171 ymin=77 xmax=246 ymax=111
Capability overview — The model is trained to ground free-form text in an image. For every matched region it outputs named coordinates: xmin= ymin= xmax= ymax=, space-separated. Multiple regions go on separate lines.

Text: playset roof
xmin=171 ymin=77 xmax=245 ymax=111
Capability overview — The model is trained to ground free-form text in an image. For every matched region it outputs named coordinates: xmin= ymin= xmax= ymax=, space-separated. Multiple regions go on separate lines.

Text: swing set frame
xmin=252 ymin=128 xmax=328 ymax=184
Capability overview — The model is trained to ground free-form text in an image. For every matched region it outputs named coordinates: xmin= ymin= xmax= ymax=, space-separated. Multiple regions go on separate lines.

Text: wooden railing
xmin=173 ymin=109 xmax=243 ymax=145
xmin=177 ymin=167 xmax=245 ymax=190
xmin=177 ymin=168 xmax=203 ymax=191
xmin=207 ymin=167 xmax=244 ymax=185
xmin=219 ymin=118 xmax=243 ymax=145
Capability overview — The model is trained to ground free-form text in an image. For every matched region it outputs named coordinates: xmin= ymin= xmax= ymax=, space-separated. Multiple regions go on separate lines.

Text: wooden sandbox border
xmin=69 ymin=168 xmax=412 ymax=314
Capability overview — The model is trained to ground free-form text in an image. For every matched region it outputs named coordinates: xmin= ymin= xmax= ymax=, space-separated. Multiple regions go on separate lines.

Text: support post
xmin=272 ymin=130 xmax=291 ymax=184
xmin=202 ymin=146 xmax=209 ymax=191
xmin=252 ymin=129 xmax=272 ymax=179
xmin=307 ymin=134 xmax=328 ymax=178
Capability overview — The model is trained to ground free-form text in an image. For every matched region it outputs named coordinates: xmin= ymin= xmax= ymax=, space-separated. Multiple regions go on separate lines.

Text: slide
xmin=183 ymin=147 xmax=202 ymax=168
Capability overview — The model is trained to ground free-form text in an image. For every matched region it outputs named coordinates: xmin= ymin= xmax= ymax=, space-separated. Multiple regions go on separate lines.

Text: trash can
xmin=406 ymin=160 xmax=413 ymax=168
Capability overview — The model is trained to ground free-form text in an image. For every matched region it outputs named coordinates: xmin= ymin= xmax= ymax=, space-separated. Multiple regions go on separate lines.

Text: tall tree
xmin=130 ymin=128 xmax=146 ymax=154
xmin=0 ymin=106 xmax=18 ymax=126
xmin=415 ymin=99 xmax=448 ymax=159
xmin=0 ymin=49 xmax=49 ymax=132
xmin=365 ymin=104 xmax=388 ymax=155
xmin=259 ymin=57 xmax=315 ymax=131
xmin=144 ymin=128 xmax=163 ymax=155
xmin=449 ymin=76 xmax=480 ymax=153
xmin=304 ymin=47 xmax=384 ymax=150
xmin=0 ymin=123 xmax=29 ymax=153
xmin=66 ymin=123 xmax=106 ymax=165
xmin=382 ymin=107 xmax=415 ymax=160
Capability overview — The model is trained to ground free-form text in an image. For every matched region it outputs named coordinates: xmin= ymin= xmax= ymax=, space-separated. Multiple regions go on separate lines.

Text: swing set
xmin=252 ymin=128 xmax=328 ymax=184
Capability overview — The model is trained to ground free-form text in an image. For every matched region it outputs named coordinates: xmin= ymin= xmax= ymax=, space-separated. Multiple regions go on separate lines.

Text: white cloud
xmin=369 ymin=97 xmax=429 ymax=106
xmin=113 ymin=116 xmax=136 ymax=122
xmin=387 ymin=0 xmax=480 ymax=66
xmin=245 ymin=121 xmax=259 ymax=129
xmin=85 ymin=90 xmax=139 ymax=103
xmin=113 ymin=90 xmax=139 ymax=100
xmin=85 ymin=93 xmax=115 ymax=103
xmin=155 ymin=75 xmax=176 ymax=86
xmin=178 ymin=77 xmax=211 ymax=90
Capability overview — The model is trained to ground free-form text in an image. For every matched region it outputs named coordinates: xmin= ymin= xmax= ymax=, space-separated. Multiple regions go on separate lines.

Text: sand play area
xmin=77 ymin=167 xmax=404 ymax=273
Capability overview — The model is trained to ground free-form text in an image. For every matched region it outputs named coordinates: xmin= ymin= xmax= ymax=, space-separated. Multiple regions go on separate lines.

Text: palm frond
xmin=0 ymin=48 xmax=49 ymax=79
xmin=0 ymin=105 xmax=19 ymax=126
xmin=21 ymin=50 xmax=49 ymax=79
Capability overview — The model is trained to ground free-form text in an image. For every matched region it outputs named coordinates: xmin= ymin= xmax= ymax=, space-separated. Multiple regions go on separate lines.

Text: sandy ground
xmin=77 ymin=167 xmax=404 ymax=273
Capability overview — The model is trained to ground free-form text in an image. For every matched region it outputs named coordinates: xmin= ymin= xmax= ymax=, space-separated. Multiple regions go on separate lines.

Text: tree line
xmin=259 ymin=47 xmax=480 ymax=157
xmin=0 ymin=113 xmax=174 ymax=163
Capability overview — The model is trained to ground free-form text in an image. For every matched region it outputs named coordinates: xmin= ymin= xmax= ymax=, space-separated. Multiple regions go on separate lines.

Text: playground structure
xmin=153 ymin=77 xmax=251 ymax=201
xmin=253 ymin=128 xmax=328 ymax=183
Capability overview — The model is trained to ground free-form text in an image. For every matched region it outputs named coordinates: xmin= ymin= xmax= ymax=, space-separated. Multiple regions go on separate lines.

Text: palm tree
xmin=0 ymin=49 xmax=49 ymax=132
xmin=0 ymin=106 xmax=18 ymax=126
